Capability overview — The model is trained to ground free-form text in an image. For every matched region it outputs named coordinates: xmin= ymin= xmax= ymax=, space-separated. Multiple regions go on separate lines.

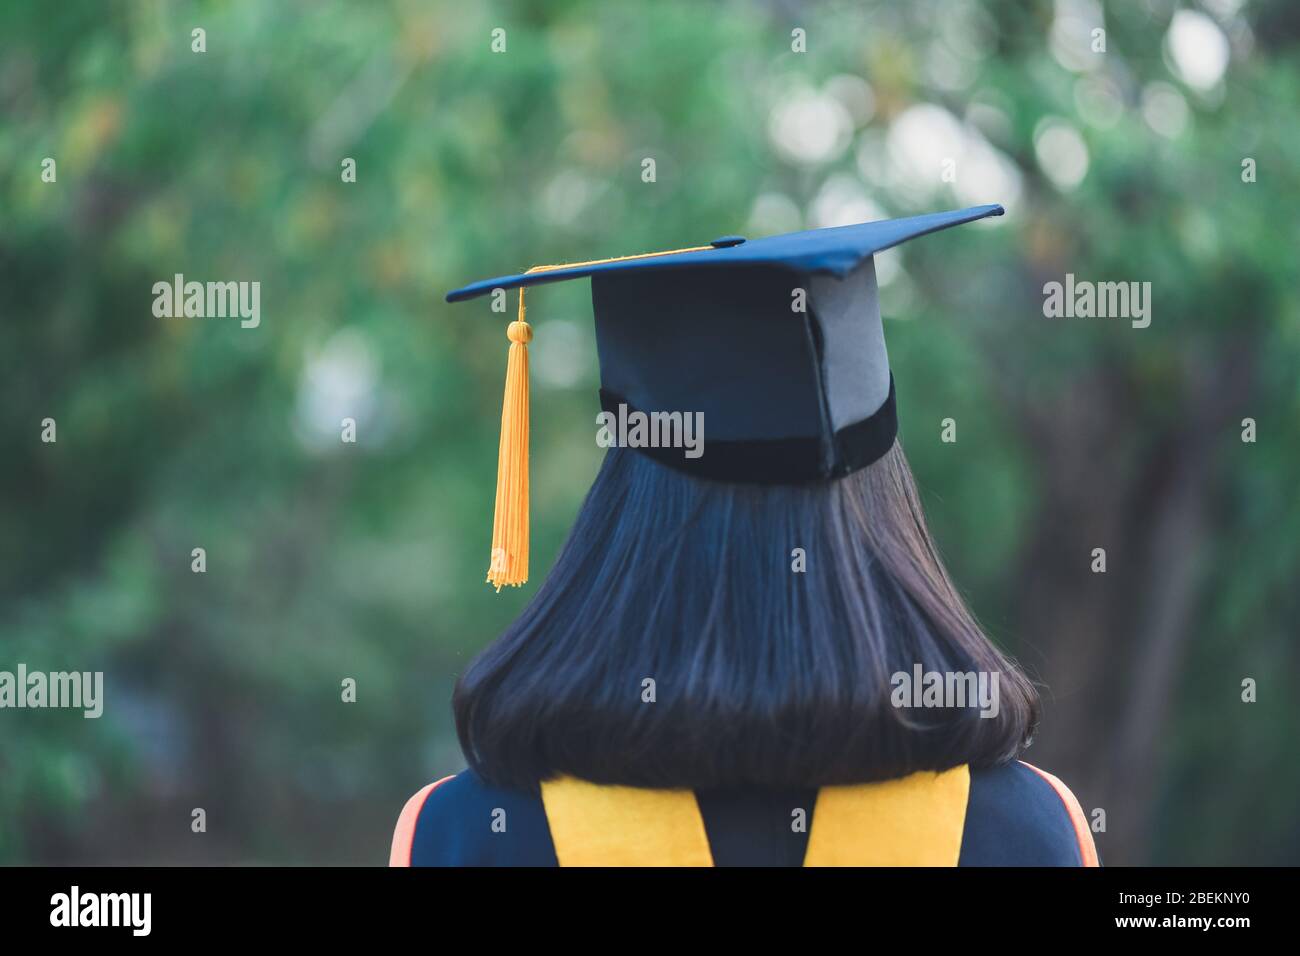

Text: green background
xmin=1 ymin=0 xmax=1297 ymax=864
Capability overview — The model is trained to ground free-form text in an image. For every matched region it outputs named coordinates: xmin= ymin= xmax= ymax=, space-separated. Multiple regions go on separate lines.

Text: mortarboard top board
xmin=447 ymin=203 xmax=1005 ymax=589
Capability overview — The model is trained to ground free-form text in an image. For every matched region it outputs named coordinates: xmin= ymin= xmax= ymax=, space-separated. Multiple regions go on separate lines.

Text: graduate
xmin=391 ymin=204 xmax=1099 ymax=867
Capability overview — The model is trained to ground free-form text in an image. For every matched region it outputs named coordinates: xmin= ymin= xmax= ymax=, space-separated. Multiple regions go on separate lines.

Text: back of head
xmin=454 ymin=442 xmax=1039 ymax=791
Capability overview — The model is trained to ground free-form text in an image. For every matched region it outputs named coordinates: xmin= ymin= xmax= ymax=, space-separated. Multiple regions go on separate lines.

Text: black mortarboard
xmin=447 ymin=203 xmax=1004 ymax=588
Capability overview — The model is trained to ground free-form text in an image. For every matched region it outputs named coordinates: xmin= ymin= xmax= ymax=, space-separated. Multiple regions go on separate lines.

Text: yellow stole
xmin=540 ymin=765 xmax=970 ymax=867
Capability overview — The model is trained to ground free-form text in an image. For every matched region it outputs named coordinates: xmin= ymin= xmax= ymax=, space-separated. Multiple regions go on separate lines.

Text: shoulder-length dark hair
xmin=454 ymin=442 xmax=1039 ymax=791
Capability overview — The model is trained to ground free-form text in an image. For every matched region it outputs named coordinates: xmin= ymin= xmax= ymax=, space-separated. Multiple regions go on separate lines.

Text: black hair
xmin=454 ymin=442 xmax=1039 ymax=791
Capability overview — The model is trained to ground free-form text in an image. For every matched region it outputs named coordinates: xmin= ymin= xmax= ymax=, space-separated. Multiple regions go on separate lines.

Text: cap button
xmin=710 ymin=235 xmax=746 ymax=248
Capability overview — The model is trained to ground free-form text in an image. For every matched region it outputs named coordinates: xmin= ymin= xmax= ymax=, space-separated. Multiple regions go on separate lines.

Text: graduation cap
xmin=447 ymin=203 xmax=1004 ymax=589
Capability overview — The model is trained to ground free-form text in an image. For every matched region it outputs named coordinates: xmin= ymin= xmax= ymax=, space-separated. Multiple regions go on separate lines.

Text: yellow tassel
xmin=485 ymin=244 xmax=714 ymax=591
xmin=486 ymin=303 xmax=532 ymax=590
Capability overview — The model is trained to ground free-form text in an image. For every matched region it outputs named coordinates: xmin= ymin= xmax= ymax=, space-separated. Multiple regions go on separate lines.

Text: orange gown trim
xmin=1020 ymin=760 xmax=1100 ymax=866
xmin=389 ymin=775 xmax=456 ymax=867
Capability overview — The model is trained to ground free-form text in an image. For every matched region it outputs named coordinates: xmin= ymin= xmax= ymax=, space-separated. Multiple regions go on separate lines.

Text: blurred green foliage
xmin=1 ymin=0 xmax=1297 ymax=863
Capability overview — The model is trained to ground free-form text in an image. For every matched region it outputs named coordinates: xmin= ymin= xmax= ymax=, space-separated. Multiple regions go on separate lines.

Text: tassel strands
xmin=486 ymin=304 xmax=532 ymax=590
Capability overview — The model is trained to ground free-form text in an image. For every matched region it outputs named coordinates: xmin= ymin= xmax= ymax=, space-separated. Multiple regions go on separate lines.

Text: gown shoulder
xmin=961 ymin=760 xmax=1100 ymax=866
xmin=390 ymin=770 xmax=557 ymax=867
